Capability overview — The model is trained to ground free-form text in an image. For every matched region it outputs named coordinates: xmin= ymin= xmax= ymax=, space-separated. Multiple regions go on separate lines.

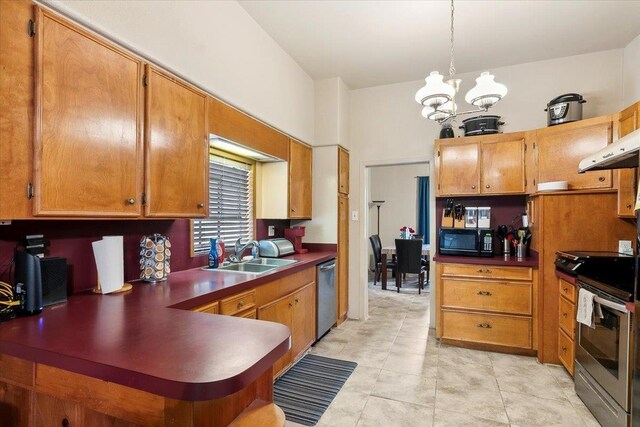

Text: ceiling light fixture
xmin=415 ymin=0 xmax=507 ymax=123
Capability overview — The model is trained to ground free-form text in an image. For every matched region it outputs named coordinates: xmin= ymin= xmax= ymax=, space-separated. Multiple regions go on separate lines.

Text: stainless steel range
xmin=556 ymin=251 xmax=635 ymax=427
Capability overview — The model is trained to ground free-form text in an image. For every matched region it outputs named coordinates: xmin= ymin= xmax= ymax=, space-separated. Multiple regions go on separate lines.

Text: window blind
xmin=192 ymin=155 xmax=254 ymax=256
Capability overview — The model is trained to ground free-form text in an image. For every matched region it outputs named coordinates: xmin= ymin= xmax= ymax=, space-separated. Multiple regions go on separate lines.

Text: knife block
xmin=453 ymin=216 xmax=466 ymax=229
xmin=441 ymin=211 xmax=453 ymax=228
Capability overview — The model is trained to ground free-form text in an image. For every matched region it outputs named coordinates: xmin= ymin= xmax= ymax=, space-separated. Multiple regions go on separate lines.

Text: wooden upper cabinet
xmin=0 ymin=0 xmax=34 ymax=220
xmin=338 ymin=148 xmax=349 ymax=195
xmin=616 ymin=102 xmax=639 ymax=218
xmin=145 ymin=66 xmax=207 ymax=217
xmin=34 ymin=8 xmax=143 ymax=217
xmin=288 ymin=139 xmax=312 ymax=219
xmin=535 ymin=116 xmax=613 ymax=191
xmin=207 ymin=97 xmax=289 ymax=161
xmin=480 ymin=136 xmax=525 ymax=194
xmin=436 ymin=141 xmax=479 ymax=196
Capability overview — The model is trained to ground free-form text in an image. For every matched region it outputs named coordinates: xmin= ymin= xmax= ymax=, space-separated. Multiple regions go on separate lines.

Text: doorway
xmin=364 ymin=161 xmax=431 ymax=308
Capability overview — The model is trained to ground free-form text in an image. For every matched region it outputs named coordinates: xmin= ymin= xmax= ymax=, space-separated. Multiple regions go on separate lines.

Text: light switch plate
xmin=351 ymin=210 xmax=359 ymax=221
xmin=268 ymin=225 xmax=275 ymax=237
xmin=619 ymin=240 xmax=633 ymax=255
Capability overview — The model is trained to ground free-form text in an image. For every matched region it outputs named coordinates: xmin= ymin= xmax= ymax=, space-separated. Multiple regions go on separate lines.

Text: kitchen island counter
xmin=0 ymin=251 xmax=335 ymax=404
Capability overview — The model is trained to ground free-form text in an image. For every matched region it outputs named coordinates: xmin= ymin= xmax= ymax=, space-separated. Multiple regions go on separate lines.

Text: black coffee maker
xmin=14 ymin=250 xmax=43 ymax=316
xmin=439 ymin=123 xmax=455 ymax=139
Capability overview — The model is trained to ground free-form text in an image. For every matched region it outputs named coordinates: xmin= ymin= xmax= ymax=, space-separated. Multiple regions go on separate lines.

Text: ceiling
xmin=238 ymin=0 xmax=640 ymax=89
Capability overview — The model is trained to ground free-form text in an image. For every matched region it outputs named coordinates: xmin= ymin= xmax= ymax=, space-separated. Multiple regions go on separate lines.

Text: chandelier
xmin=415 ymin=0 xmax=507 ymax=123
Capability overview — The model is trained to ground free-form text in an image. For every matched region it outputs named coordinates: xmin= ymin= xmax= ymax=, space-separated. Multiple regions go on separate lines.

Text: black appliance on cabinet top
xmin=555 ymin=251 xmax=635 ymax=301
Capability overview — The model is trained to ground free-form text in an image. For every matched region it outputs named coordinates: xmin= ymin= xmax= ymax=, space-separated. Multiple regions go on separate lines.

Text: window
xmin=192 ymin=154 xmax=254 ymax=256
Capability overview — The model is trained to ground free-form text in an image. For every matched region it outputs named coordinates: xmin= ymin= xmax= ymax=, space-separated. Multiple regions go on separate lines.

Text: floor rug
xmin=273 ymin=353 xmax=357 ymax=426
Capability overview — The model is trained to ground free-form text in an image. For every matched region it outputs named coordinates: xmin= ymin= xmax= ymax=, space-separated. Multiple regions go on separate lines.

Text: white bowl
xmin=538 ymin=181 xmax=568 ymax=192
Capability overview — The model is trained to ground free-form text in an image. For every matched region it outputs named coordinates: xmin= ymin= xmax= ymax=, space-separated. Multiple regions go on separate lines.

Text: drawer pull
xmin=561 ymin=346 xmax=567 ymax=353
xmin=237 ymin=301 xmax=245 ymax=309
xmin=476 ymin=268 xmax=492 ymax=274
xmin=598 ymin=176 xmax=605 ymax=182
xmin=295 ymin=297 xmax=299 ymax=304
xmin=562 ymin=312 xmax=568 ymax=318
xmin=471 ymin=185 xmax=476 ymax=190
xmin=477 ymin=323 xmax=492 ymax=329
xmin=288 ymin=302 xmax=293 ymax=308
xmin=562 ymin=287 xmax=568 ymax=293
xmin=477 ymin=291 xmax=492 ymax=296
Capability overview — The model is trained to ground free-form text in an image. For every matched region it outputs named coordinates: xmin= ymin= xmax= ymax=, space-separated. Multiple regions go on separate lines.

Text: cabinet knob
xmin=627 ymin=204 xmax=633 ymax=209
xmin=237 ymin=301 xmax=245 ymax=309
xmin=291 ymin=208 xmax=296 ymax=213
xmin=598 ymin=176 xmax=605 ymax=182
xmin=562 ymin=287 xmax=568 ymax=293
xmin=197 ymin=203 xmax=204 ymax=209
xmin=485 ymin=184 xmax=490 ymax=189
xmin=471 ymin=185 xmax=476 ymax=190
xmin=288 ymin=302 xmax=293 ymax=308
xmin=561 ymin=346 xmax=567 ymax=353
xmin=62 ymin=419 xmax=69 ymax=427
xmin=295 ymin=298 xmax=299 ymax=304
xmin=477 ymin=290 xmax=492 ymax=296
xmin=127 ymin=198 xmax=135 ymax=205
xmin=477 ymin=323 xmax=492 ymax=329
xmin=562 ymin=312 xmax=568 ymax=318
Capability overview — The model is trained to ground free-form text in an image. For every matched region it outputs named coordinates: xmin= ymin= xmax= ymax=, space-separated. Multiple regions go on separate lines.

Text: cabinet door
xmin=436 ymin=141 xmax=479 ymax=196
xmin=338 ymin=148 xmax=349 ymax=195
xmin=34 ymin=9 xmax=143 ymax=216
xmin=291 ymin=283 xmax=316 ymax=359
xmin=145 ymin=66 xmax=207 ymax=217
xmin=0 ymin=381 xmax=32 ymax=427
xmin=338 ymin=194 xmax=349 ymax=322
xmin=536 ymin=118 xmax=612 ymax=190
xmin=258 ymin=296 xmax=293 ymax=376
xmin=616 ymin=102 xmax=639 ymax=218
xmin=480 ymin=138 xmax=525 ymax=194
xmin=35 ymin=393 xmax=80 ymax=427
xmin=0 ymin=0 xmax=33 ymax=219
xmin=288 ymin=139 xmax=312 ymax=219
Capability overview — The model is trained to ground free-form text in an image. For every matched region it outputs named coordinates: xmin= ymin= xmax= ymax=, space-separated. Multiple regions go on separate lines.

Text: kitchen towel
xmin=576 ymin=287 xmax=603 ymax=328
xmin=92 ymin=236 xmax=124 ymax=294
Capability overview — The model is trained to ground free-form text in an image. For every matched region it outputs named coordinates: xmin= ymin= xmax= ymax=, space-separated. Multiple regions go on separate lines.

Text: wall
xmin=623 ymin=34 xmax=640 ymax=107
xmin=349 ymin=48 xmax=627 ymax=321
xmin=44 ymin=0 xmax=315 ymax=144
xmin=314 ymin=77 xmax=351 ymax=148
xmin=368 ymin=163 xmax=429 ymax=247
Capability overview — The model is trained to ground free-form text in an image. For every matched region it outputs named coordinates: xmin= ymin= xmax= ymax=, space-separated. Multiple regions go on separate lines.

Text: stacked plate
xmin=139 ymin=234 xmax=172 ymax=282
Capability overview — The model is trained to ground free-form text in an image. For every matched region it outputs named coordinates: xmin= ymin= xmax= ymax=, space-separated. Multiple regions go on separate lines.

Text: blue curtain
xmin=417 ymin=176 xmax=430 ymax=243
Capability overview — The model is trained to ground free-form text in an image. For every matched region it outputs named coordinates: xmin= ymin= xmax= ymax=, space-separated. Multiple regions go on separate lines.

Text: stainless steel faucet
xmin=229 ymin=238 xmax=259 ymax=263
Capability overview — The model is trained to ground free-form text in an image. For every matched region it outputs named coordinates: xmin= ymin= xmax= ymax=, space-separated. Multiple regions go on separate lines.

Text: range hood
xmin=578 ymin=128 xmax=640 ymax=173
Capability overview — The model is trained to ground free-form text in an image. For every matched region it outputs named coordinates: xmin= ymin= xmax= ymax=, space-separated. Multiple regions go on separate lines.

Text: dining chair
xmin=369 ymin=235 xmax=396 ymax=285
xmin=394 ymin=238 xmax=426 ymax=294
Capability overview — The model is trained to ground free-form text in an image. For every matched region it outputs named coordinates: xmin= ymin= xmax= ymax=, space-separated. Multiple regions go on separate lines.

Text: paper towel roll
xmin=92 ymin=236 xmax=124 ymax=294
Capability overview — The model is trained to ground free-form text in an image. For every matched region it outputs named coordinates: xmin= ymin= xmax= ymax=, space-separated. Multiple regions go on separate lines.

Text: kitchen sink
xmin=203 ymin=263 xmax=276 ymax=274
xmin=246 ymin=258 xmax=299 ymax=267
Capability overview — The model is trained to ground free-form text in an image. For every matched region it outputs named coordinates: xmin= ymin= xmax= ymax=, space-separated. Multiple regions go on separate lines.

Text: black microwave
xmin=438 ymin=228 xmax=494 ymax=257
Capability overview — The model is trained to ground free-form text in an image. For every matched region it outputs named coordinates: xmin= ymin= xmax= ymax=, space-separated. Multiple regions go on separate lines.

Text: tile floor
xmin=297 ymin=281 xmax=602 ymax=427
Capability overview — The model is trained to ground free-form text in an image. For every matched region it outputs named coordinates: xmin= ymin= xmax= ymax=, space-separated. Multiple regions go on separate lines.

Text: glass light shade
xmin=464 ymin=72 xmax=508 ymax=108
xmin=415 ymin=71 xmax=456 ymax=108
xmin=421 ymin=100 xmax=455 ymax=121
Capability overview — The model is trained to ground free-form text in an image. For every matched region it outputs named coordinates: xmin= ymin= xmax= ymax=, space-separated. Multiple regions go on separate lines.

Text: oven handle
xmin=594 ymin=295 xmax=628 ymax=314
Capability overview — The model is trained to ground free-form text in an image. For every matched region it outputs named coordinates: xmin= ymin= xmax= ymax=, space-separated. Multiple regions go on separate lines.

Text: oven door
xmin=576 ymin=283 xmax=631 ymax=411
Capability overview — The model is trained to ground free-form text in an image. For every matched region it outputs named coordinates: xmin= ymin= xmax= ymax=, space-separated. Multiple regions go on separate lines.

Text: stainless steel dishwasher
xmin=317 ymin=259 xmax=337 ymax=339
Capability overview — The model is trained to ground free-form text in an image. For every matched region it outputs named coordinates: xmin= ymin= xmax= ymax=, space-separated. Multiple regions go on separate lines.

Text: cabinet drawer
xmin=441 ymin=279 xmax=532 ymax=315
xmin=220 ymin=290 xmax=256 ymax=315
xmin=558 ymin=328 xmax=575 ymax=376
xmin=192 ymin=301 xmax=219 ymax=314
xmin=441 ymin=310 xmax=532 ymax=349
xmin=559 ymin=296 xmax=576 ymax=339
xmin=441 ymin=264 xmax=532 ymax=281
xmin=558 ymin=279 xmax=576 ymax=304
xmin=235 ymin=308 xmax=257 ymax=319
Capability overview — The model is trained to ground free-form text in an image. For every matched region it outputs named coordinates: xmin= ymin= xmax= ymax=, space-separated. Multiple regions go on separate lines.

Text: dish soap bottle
xmin=251 ymin=244 xmax=259 ymax=259
xmin=208 ymin=238 xmax=219 ymax=268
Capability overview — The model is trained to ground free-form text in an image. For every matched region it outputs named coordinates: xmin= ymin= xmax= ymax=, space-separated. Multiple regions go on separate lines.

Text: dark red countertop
xmin=0 ymin=251 xmax=336 ymax=401
xmin=434 ymin=251 xmax=538 ymax=267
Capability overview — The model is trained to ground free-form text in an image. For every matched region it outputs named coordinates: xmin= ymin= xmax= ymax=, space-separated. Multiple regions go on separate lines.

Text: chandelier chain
xmin=449 ymin=0 xmax=456 ymax=79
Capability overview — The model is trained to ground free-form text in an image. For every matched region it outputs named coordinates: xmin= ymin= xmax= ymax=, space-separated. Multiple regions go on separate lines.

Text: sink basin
xmin=203 ymin=263 xmax=276 ymax=275
xmin=246 ymin=258 xmax=299 ymax=267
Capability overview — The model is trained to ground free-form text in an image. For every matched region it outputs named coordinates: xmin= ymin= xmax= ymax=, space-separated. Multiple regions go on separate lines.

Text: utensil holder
xmin=516 ymin=243 xmax=526 ymax=259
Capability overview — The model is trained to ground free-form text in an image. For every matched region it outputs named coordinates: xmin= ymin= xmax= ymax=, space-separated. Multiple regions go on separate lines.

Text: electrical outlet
xmin=268 ymin=225 xmax=275 ymax=237
xmin=351 ymin=211 xmax=359 ymax=221
xmin=619 ymin=240 xmax=633 ymax=255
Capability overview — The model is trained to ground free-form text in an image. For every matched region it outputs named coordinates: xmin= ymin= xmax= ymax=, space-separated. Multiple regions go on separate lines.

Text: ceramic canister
xmin=139 ymin=234 xmax=172 ymax=282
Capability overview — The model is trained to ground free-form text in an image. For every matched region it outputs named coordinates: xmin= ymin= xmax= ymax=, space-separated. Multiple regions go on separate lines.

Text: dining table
xmin=381 ymin=243 xmax=430 ymax=290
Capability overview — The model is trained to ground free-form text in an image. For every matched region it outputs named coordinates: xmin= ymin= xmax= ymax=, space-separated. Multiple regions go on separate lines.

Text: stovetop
xmin=556 ymin=250 xmax=635 ymax=300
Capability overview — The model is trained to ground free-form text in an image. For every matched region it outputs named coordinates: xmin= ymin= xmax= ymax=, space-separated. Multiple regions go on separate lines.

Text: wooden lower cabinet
xmin=557 ymin=277 xmax=577 ymax=376
xmin=436 ymin=263 xmax=537 ymax=353
xmin=0 ymin=381 xmax=32 ymax=427
xmin=35 ymin=393 xmax=81 ymax=427
xmin=258 ymin=282 xmax=316 ymax=378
